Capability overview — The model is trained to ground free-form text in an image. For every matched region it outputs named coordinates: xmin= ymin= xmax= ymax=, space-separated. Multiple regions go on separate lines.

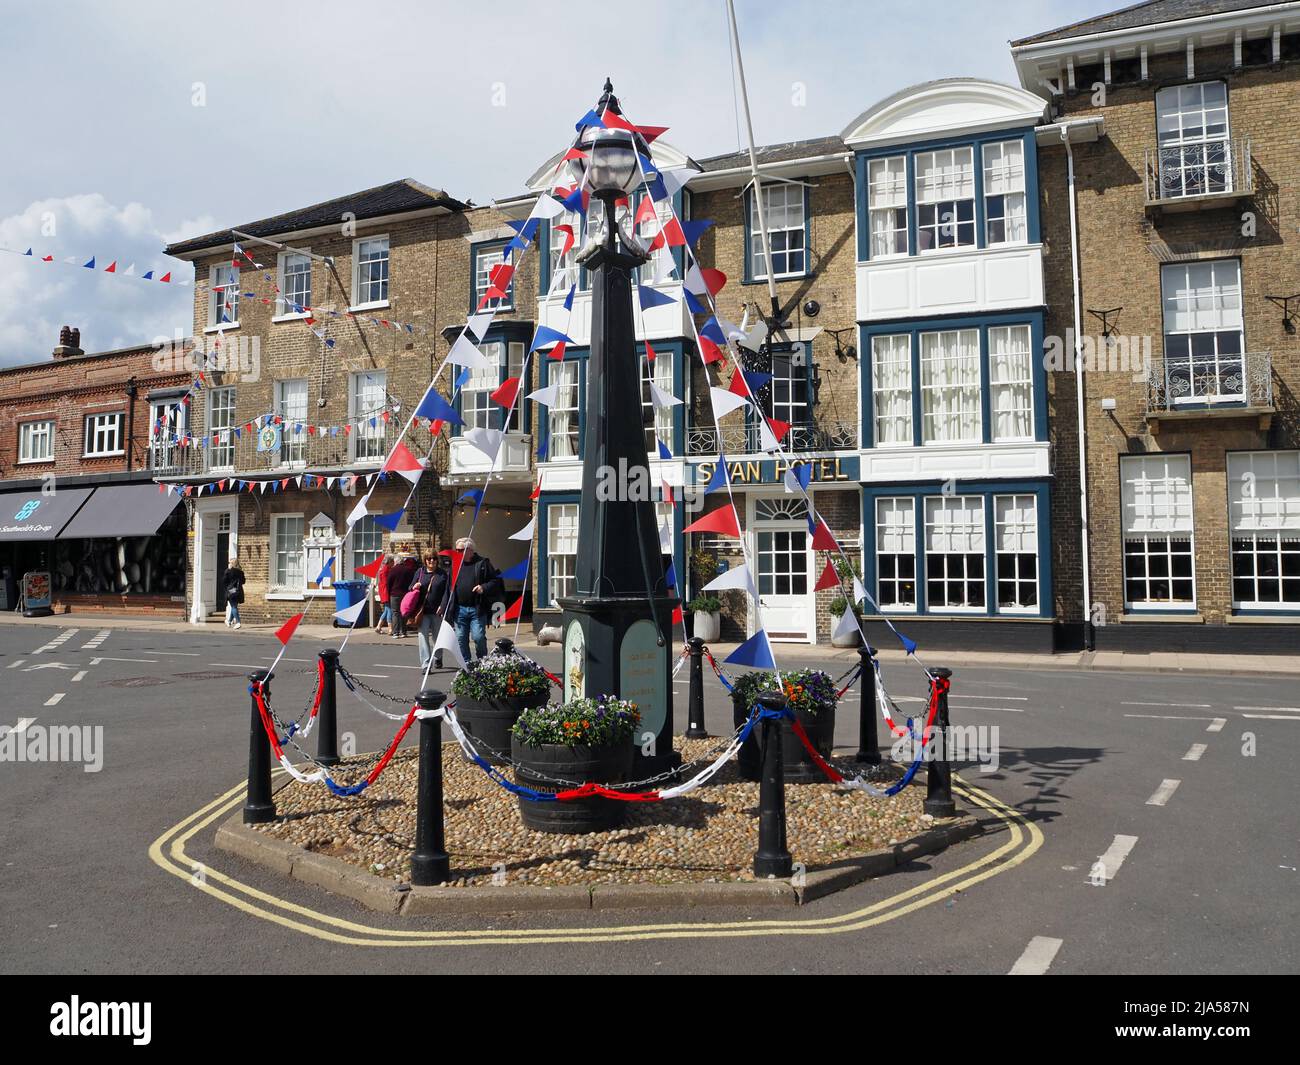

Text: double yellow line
xmin=148 ymin=775 xmax=1041 ymax=948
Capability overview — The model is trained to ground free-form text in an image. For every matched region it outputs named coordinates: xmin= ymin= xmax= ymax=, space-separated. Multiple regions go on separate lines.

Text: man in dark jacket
xmin=386 ymin=551 xmax=418 ymax=638
xmin=450 ymin=536 xmax=503 ymax=663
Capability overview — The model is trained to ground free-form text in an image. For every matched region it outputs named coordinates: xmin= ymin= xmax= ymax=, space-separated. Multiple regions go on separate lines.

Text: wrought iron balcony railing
xmin=149 ymin=421 xmax=406 ymax=478
xmin=1145 ymin=351 xmax=1272 ymax=415
xmin=1144 ymin=138 xmax=1252 ymax=204
xmin=687 ymin=419 xmax=858 ymax=455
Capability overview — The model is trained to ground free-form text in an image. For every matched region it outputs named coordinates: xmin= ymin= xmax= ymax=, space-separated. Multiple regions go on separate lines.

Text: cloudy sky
xmin=0 ymin=0 xmax=1100 ymax=366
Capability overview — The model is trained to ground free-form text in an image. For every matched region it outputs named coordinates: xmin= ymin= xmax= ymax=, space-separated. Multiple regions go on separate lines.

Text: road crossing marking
xmin=79 ymin=630 xmax=111 ymax=651
xmin=32 ymin=629 xmax=79 ymax=655
xmin=1089 ymin=834 xmax=1139 ymax=885
xmin=1146 ymin=779 xmax=1180 ymax=807
xmin=1009 ymin=936 xmax=1063 ymax=974
xmin=1207 ymin=718 xmax=1226 ymax=732
xmin=1182 ymin=743 xmax=1207 ymax=761
xmin=1233 ymin=706 xmax=1300 ymax=713
xmin=44 ymin=693 xmax=65 ymax=707
xmin=71 ymin=671 xmax=87 ymax=683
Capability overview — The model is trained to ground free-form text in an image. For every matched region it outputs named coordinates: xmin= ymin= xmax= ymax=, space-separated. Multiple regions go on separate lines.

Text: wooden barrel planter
xmin=455 ymin=692 xmax=548 ymax=766
xmin=731 ymin=691 xmax=836 ymax=785
xmin=510 ymin=739 xmax=635 ymax=833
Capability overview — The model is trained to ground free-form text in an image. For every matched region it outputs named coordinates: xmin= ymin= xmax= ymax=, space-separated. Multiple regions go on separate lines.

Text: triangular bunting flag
xmin=724 ymin=630 xmax=775 ymax=670
xmin=683 ymin=506 xmax=740 ymax=538
xmin=275 ymin=613 xmax=304 ymax=646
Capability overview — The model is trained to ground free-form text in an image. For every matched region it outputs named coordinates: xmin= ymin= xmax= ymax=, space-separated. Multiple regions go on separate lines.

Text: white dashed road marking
xmin=1089 ymin=834 xmax=1139 ymax=885
xmin=14 ymin=717 xmax=36 ymax=733
xmin=1124 ymin=714 xmax=1213 ymax=722
xmin=1182 ymin=743 xmax=1207 ymax=761
xmin=1207 ymin=718 xmax=1226 ymax=733
xmin=78 ymin=630 xmax=111 ymax=650
xmin=1233 ymin=706 xmax=1300 ymax=713
xmin=1122 ymin=701 xmax=1212 ymax=709
xmin=7 ymin=659 xmax=23 ymax=669
xmin=1241 ymin=715 xmax=1300 ymax=721
xmin=1146 ymin=779 xmax=1181 ymax=807
xmin=88 ymin=657 xmax=157 ymax=664
xmin=44 ymin=693 xmax=65 ymax=707
xmin=1009 ymin=936 xmax=1064 ymax=975
xmin=71 ymin=671 xmax=87 ymax=683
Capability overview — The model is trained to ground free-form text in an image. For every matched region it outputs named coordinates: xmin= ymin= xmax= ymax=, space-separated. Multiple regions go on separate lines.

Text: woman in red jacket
xmin=373 ymin=554 xmax=393 ymax=634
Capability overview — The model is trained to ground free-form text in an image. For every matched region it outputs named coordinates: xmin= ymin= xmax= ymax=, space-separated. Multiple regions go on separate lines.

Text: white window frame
xmin=270 ymin=513 xmax=306 ymax=594
xmin=989 ymin=324 xmax=1034 ymax=442
xmin=547 ymin=362 xmax=579 ymax=461
xmin=1155 ymin=80 xmax=1232 ymax=198
xmin=994 ymin=494 xmax=1039 ymax=614
xmin=919 ymin=329 xmax=981 ymax=445
xmin=924 ymin=495 xmax=986 ymax=613
xmin=351 ymin=235 xmax=390 ymax=310
xmin=462 ymin=352 xmax=499 ymax=432
xmin=641 ymin=349 xmax=675 ymax=454
xmin=1121 ymin=453 xmax=1196 ymax=610
xmin=875 ymin=496 xmax=917 ymax=612
xmin=871 ymin=334 xmax=912 ymax=447
xmin=1160 ymin=259 xmax=1244 ymax=405
xmin=347 ymin=514 xmax=385 ymax=579
xmin=149 ymin=400 xmax=187 ymax=470
xmin=83 ymin=412 xmax=124 ymax=458
xmin=983 ymin=140 xmax=1027 ymax=246
xmin=349 ymin=371 xmax=387 ymax=462
xmin=207 ymin=263 xmax=240 ymax=330
xmin=914 ymin=147 xmax=975 ymax=254
xmin=547 ymin=503 xmax=579 ymax=605
xmin=548 ymin=211 xmax=581 ymax=292
xmin=276 ymin=379 xmax=308 ymax=467
xmin=749 ymin=182 xmax=807 ymax=281
xmin=867 ymin=155 xmax=908 ymax=258
xmin=474 ymin=243 xmax=514 ymax=311
xmin=206 ymin=387 xmax=235 ymax=471
xmin=275 ymin=250 xmax=312 ymax=321
xmin=18 ymin=419 xmax=55 ymax=463
xmin=1227 ymin=450 xmax=1300 ymax=611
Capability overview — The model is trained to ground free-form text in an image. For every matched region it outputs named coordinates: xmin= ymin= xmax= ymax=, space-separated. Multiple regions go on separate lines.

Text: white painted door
xmin=198 ymin=508 xmax=234 ymax=615
xmin=752 ymin=496 xmax=813 ymax=642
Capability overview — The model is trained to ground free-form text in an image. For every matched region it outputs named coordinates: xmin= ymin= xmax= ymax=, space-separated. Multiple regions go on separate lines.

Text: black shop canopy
xmin=58 ymin=483 xmax=182 ymax=539
xmin=0 ymin=486 xmax=95 ymax=541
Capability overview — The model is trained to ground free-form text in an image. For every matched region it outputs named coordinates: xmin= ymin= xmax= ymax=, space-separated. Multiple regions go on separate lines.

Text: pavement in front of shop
xmin=2 ymin=608 xmax=1296 ymax=676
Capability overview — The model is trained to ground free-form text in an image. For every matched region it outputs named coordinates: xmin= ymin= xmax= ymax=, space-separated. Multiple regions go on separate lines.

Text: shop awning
xmin=58 ymin=483 xmax=182 ymax=539
xmin=0 ymin=487 xmax=96 ymax=541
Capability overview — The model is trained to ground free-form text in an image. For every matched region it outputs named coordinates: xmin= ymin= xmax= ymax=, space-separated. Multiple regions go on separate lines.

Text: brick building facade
xmin=1016 ymin=0 xmax=1300 ymax=650
xmin=0 ymin=328 xmax=192 ymax=614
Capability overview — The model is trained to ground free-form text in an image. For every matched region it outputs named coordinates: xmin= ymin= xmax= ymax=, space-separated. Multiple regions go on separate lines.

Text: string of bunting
xmin=2 ymin=244 xmax=188 ymax=284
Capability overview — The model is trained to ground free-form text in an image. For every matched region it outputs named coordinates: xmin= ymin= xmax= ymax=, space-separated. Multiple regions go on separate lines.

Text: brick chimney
xmin=53 ymin=325 xmax=83 ymax=359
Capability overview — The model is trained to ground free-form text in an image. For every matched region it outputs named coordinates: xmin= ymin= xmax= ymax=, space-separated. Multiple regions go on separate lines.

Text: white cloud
xmin=0 ymin=194 xmax=193 ymax=366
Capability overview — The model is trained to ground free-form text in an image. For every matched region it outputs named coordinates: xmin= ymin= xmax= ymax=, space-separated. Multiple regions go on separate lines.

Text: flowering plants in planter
xmin=450 ymin=653 xmax=551 ymax=700
xmin=510 ymin=696 xmax=642 ymax=833
xmin=511 ymin=695 xmax=641 ymax=749
xmin=729 ymin=668 xmax=838 ymax=784
xmin=730 ymin=668 xmax=836 ymax=717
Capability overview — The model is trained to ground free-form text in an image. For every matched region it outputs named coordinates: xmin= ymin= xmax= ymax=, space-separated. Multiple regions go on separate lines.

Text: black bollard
xmin=855 ymin=644 xmax=881 ymax=764
xmin=243 ymin=669 xmax=276 ymax=825
xmin=924 ymin=667 xmax=957 ymax=817
xmin=753 ymin=691 xmax=793 ymax=879
xmin=493 ymin=637 xmax=515 ymax=656
xmin=685 ymin=637 xmax=708 ymax=738
xmin=411 ymin=688 xmax=451 ymax=886
xmin=316 ymin=649 xmax=340 ymax=767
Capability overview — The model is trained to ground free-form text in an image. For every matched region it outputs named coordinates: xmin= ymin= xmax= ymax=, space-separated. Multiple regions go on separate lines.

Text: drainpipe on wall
xmin=124 ymin=376 xmax=138 ymax=474
xmin=1060 ymin=125 xmax=1093 ymax=652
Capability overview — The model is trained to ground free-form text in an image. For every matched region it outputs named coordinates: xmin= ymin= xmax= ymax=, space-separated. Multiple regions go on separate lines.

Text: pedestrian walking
xmin=387 ymin=550 xmax=418 ymax=638
xmin=222 ymin=557 xmax=246 ymax=629
xmin=374 ymin=554 xmax=393 ymax=634
xmin=413 ymin=551 xmax=448 ymax=671
xmin=450 ymin=536 xmax=503 ymax=663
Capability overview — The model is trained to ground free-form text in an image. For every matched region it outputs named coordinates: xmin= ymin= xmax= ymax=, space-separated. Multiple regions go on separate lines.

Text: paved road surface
xmin=1 ymin=623 xmax=1296 ymax=974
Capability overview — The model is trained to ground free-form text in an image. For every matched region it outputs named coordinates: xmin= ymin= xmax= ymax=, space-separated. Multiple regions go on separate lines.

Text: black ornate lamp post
xmin=557 ymin=80 xmax=680 ymax=778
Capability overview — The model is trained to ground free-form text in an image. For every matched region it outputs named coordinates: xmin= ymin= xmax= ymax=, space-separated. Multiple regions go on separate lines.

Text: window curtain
xmin=549 ymin=364 xmax=577 ymax=459
xmin=990 ymin=327 xmax=1032 ymax=440
xmin=921 ymin=331 xmax=979 ymax=443
xmin=873 ymin=336 xmax=911 ymax=444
